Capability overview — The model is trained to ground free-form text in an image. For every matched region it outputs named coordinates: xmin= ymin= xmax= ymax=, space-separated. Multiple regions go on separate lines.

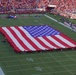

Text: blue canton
xmin=23 ymin=25 xmax=60 ymax=37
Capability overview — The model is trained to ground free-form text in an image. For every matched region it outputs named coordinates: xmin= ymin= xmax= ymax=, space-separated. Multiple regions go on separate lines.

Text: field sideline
xmin=0 ymin=14 xmax=76 ymax=75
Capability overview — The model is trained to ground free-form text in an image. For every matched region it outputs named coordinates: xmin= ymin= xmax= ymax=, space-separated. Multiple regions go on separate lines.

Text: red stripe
xmin=60 ymin=34 xmax=76 ymax=45
xmin=43 ymin=36 xmax=60 ymax=49
xmin=0 ymin=27 xmax=21 ymax=52
xmin=35 ymin=37 xmax=53 ymax=50
xmin=7 ymin=27 xmax=31 ymax=51
xmin=15 ymin=26 xmax=41 ymax=51
xmin=52 ymin=35 xmax=71 ymax=48
xmin=1 ymin=26 xmax=76 ymax=52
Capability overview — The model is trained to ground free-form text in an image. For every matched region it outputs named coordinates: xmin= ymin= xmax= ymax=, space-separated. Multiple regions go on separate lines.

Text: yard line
xmin=1 ymin=52 xmax=76 ymax=58
xmin=0 ymin=54 xmax=66 ymax=58
xmin=2 ymin=61 xmax=76 ymax=68
xmin=32 ymin=70 xmax=73 ymax=75
xmin=62 ymin=52 xmax=76 ymax=63
xmin=0 ymin=56 xmax=74 ymax=63
xmin=31 ymin=70 xmax=72 ymax=75
xmin=6 ymin=66 xmax=76 ymax=73
xmin=48 ymin=53 xmax=73 ymax=75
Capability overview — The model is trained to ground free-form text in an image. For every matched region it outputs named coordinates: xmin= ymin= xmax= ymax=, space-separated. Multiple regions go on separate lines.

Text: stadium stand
xmin=0 ymin=0 xmax=76 ymax=20
xmin=49 ymin=0 xmax=76 ymax=19
xmin=0 ymin=0 xmax=76 ymax=15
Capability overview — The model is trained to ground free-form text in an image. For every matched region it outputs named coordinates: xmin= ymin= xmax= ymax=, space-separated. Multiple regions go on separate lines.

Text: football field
xmin=0 ymin=14 xmax=76 ymax=75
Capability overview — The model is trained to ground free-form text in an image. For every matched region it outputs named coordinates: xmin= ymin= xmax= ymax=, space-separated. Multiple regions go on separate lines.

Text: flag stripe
xmin=52 ymin=35 xmax=71 ymax=48
xmin=2 ymin=27 xmax=25 ymax=51
xmin=46 ymin=36 xmax=66 ymax=48
xmin=35 ymin=37 xmax=52 ymax=50
xmin=43 ymin=36 xmax=60 ymax=49
xmin=56 ymin=34 xmax=76 ymax=47
xmin=15 ymin=26 xmax=41 ymax=51
xmin=60 ymin=34 xmax=76 ymax=46
xmin=19 ymin=26 xmax=47 ymax=50
xmin=38 ymin=37 xmax=56 ymax=49
xmin=0 ymin=25 xmax=76 ymax=52
xmin=7 ymin=27 xmax=31 ymax=51
xmin=10 ymin=27 xmax=36 ymax=51
xmin=0 ymin=28 xmax=20 ymax=52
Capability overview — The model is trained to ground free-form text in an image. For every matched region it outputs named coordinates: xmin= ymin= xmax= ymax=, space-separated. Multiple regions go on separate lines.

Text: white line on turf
xmin=31 ymin=70 xmax=74 ymax=75
xmin=44 ymin=14 xmax=76 ymax=32
xmin=62 ymin=52 xmax=76 ymax=63
xmin=0 ymin=52 xmax=76 ymax=58
xmin=6 ymin=67 xmax=76 ymax=73
xmin=2 ymin=60 xmax=76 ymax=69
xmin=0 ymin=67 xmax=5 ymax=75
xmin=0 ymin=57 xmax=74 ymax=63
xmin=48 ymin=53 xmax=73 ymax=75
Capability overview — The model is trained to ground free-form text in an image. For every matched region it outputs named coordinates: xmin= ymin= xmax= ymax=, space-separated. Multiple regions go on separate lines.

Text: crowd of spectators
xmin=49 ymin=0 xmax=76 ymax=13
xmin=0 ymin=0 xmax=76 ymax=30
xmin=0 ymin=0 xmax=37 ymax=13
xmin=0 ymin=0 xmax=76 ymax=13
xmin=49 ymin=0 xmax=76 ymax=18
xmin=0 ymin=0 xmax=49 ymax=14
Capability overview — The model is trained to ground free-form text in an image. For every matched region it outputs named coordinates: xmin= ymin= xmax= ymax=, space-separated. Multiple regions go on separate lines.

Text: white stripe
xmin=46 ymin=36 xmax=65 ymax=48
xmin=38 ymin=37 xmax=56 ymax=49
xmin=0 ymin=67 xmax=5 ymax=75
xmin=19 ymin=27 xmax=46 ymax=50
xmin=56 ymin=35 xmax=75 ymax=47
xmin=2 ymin=27 xmax=25 ymax=51
xmin=11 ymin=27 xmax=36 ymax=51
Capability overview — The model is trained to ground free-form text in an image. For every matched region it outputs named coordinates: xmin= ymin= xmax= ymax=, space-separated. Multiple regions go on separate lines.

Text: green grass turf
xmin=0 ymin=14 xmax=76 ymax=75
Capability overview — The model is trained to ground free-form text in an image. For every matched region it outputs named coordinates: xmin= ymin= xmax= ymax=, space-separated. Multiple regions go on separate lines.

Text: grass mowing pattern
xmin=0 ymin=14 xmax=76 ymax=75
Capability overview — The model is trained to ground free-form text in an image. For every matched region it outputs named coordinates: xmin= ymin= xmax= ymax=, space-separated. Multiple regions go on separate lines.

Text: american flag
xmin=0 ymin=25 xmax=76 ymax=52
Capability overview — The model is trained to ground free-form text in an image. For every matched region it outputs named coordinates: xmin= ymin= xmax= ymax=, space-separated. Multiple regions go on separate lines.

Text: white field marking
xmin=26 ymin=58 xmax=34 ymax=62
xmin=0 ymin=67 xmax=5 ymax=75
xmin=2 ymin=59 xmax=76 ymax=68
xmin=34 ymin=67 xmax=42 ymax=72
xmin=62 ymin=52 xmax=76 ymax=63
xmin=0 ymin=58 xmax=71 ymax=64
xmin=48 ymin=53 xmax=73 ymax=75
xmin=6 ymin=66 xmax=76 ymax=73
xmin=31 ymin=70 xmax=74 ymax=75
xmin=0 ymin=56 xmax=74 ymax=63
xmin=0 ymin=54 xmax=67 ymax=58
xmin=44 ymin=14 xmax=76 ymax=32
xmin=1 ymin=51 xmax=76 ymax=62
xmin=0 ymin=52 xmax=76 ymax=58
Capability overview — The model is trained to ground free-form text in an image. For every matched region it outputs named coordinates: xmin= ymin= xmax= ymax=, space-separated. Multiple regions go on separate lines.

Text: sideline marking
xmin=0 ymin=67 xmax=5 ymax=75
xmin=45 ymin=14 xmax=76 ymax=32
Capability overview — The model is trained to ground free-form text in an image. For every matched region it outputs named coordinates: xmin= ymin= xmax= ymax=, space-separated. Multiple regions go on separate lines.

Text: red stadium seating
xmin=0 ymin=0 xmax=76 ymax=14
